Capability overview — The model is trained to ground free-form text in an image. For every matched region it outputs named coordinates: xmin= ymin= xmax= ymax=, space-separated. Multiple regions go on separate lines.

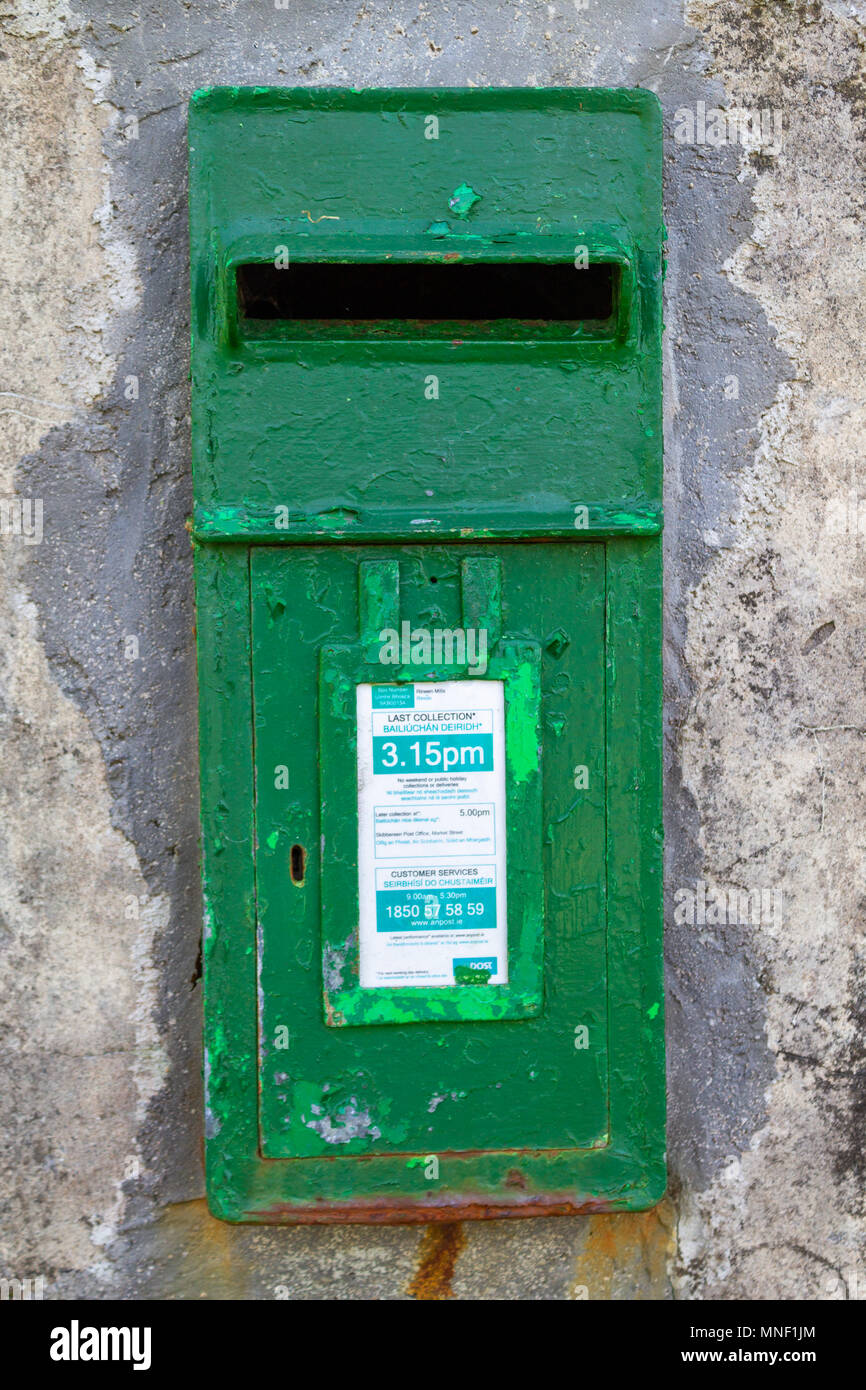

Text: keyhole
xmin=290 ymin=844 xmax=306 ymax=885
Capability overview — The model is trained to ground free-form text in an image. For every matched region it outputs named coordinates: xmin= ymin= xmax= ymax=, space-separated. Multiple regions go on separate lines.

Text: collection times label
xmin=356 ymin=681 xmax=508 ymax=988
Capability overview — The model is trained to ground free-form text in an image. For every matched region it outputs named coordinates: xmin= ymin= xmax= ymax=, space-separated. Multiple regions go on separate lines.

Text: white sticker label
xmin=357 ymin=681 xmax=508 ymax=989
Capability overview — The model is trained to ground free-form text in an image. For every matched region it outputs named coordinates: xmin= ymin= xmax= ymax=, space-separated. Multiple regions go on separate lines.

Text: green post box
xmin=189 ymin=86 xmax=664 ymax=1222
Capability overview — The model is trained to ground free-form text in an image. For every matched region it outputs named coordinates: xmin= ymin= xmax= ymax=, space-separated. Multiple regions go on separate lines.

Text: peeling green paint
xmin=454 ymin=964 xmax=493 ymax=985
xmin=448 ymin=182 xmax=483 ymax=218
xmin=192 ymin=502 xmax=663 ymax=545
xmin=504 ymin=659 xmax=541 ymax=785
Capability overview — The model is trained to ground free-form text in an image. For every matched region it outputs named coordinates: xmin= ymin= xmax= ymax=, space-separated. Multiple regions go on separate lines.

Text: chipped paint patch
xmin=304 ymin=1097 xmax=382 ymax=1145
xmin=506 ymin=660 xmax=541 ymax=784
xmin=448 ymin=183 xmax=482 ymax=218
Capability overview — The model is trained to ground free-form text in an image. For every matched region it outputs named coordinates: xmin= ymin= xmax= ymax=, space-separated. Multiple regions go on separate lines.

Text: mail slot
xmin=189 ymin=85 xmax=664 ymax=1222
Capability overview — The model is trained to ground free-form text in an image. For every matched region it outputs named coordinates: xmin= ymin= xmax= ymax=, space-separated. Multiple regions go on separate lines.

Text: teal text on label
xmin=373 ymin=733 xmax=494 ymax=774
xmin=376 ymin=886 xmax=496 ymax=932
xmin=372 ymin=685 xmax=414 ymax=709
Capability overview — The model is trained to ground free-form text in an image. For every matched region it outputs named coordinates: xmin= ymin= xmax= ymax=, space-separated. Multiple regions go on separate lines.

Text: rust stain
xmin=504 ymin=1168 xmax=527 ymax=1189
xmin=154 ymin=1199 xmax=244 ymax=1298
xmin=407 ymin=1222 xmax=466 ymax=1300
xmin=253 ymin=1193 xmax=615 ymax=1224
xmin=571 ymin=1198 xmax=676 ymax=1299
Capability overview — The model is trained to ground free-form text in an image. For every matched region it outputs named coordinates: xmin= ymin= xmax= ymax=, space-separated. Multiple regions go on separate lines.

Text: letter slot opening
xmin=235 ymin=260 xmax=620 ymax=341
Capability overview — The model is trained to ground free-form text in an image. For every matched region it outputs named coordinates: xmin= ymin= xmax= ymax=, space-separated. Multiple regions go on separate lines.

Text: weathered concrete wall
xmin=0 ymin=0 xmax=862 ymax=1299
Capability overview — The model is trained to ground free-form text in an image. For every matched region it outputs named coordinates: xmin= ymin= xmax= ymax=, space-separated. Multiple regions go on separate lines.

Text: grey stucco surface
xmin=1 ymin=0 xmax=864 ymax=1299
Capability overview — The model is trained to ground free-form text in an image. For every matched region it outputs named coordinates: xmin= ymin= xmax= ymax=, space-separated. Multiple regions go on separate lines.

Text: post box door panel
xmin=252 ymin=542 xmax=608 ymax=1158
